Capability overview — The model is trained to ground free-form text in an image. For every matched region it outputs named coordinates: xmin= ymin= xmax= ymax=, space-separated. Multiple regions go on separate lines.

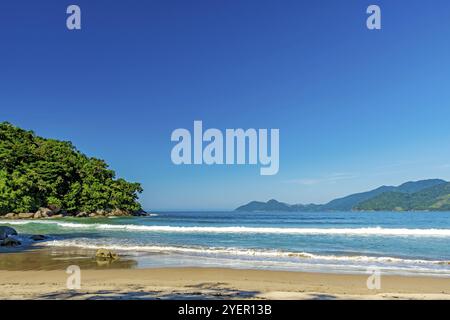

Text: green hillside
xmin=235 ymin=199 xmax=293 ymax=212
xmin=0 ymin=122 xmax=143 ymax=215
xmin=321 ymin=179 xmax=446 ymax=211
xmin=236 ymin=179 xmax=449 ymax=212
xmin=355 ymin=183 xmax=450 ymax=211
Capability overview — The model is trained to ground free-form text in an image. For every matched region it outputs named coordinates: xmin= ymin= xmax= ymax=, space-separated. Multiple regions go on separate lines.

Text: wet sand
xmin=0 ymin=247 xmax=449 ymax=300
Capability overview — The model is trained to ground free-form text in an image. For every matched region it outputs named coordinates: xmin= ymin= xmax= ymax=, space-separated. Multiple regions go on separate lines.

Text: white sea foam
xmin=41 ymin=239 xmax=449 ymax=268
xmin=4 ymin=220 xmax=450 ymax=237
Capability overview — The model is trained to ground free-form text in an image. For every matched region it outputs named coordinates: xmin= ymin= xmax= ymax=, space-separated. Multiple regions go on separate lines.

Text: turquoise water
xmin=3 ymin=211 xmax=450 ymax=276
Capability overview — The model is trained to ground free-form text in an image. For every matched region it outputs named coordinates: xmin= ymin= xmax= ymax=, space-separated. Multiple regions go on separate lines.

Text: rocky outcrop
xmin=91 ymin=209 xmax=129 ymax=217
xmin=30 ymin=234 xmax=47 ymax=241
xmin=0 ymin=226 xmax=20 ymax=247
xmin=0 ymin=226 xmax=50 ymax=247
xmin=133 ymin=209 xmax=150 ymax=216
xmin=48 ymin=214 xmax=63 ymax=219
xmin=47 ymin=205 xmax=61 ymax=214
xmin=95 ymin=248 xmax=119 ymax=261
xmin=81 ymin=209 xmax=142 ymax=218
xmin=1 ymin=237 xmax=21 ymax=247
xmin=0 ymin=226 xmax=18 ymax=240
xmin=1 ymin=208 xmax=148 ymax=219
xmin=2 ymin=207 xmax=65 ymax=219
xmin=76 ymin=212 xmax=89 ymax=218
xmin=18 ymin=212 xmax=34 ymax=219
xmin=4 ymin=213 xmax=17 ymax=219
xmin=35 ymin=207 xmax=52 ymax=217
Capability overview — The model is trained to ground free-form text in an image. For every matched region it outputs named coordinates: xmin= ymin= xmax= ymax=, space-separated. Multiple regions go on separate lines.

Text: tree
xmin=0 ymin=122 xmax=143 ymax=214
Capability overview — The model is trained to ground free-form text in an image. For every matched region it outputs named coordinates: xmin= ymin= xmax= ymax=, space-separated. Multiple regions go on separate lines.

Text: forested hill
xmin=0 ymin=122 xmax=142 ymax=215
xmin=354 ymin=182 xmax=450 ymax=211
xmin=236 ymin=179 xmax=449 ymax=212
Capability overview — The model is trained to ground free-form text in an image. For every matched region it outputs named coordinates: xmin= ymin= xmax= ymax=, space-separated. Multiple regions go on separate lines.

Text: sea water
xmin=3 ymin=211 xmax=450 ymax=277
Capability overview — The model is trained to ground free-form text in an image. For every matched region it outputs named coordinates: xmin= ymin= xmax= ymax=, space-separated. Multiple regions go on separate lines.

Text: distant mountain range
xmin=235 ymin=179 xmax=450 ymax=212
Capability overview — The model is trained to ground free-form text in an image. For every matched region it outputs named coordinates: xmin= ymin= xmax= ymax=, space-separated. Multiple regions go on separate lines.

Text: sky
xmin=1 ymin=0 xmax=450 ymax=210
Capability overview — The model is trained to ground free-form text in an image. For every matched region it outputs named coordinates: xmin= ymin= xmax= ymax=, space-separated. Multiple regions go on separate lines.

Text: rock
xmin=48 ymin=204 xmax=61 ymax=214
xmin=18 ymin=212 xmax=34 ymax=219
xmin=132 ymin=209 xmax=148 ymax=216
xmin=1 ymin=237 xmax=21 ymax=247
xmin=4 ymin=213 xmax=17 ymax=219
xmin=33 ymin=212 xmax=42 ymax=219
xmin=36 ymin=207 xmax=53 ymax=217
xmin=94 ymin=209 xmax=113 ymax=217
xmin=76 ymin=212 xmax=88 ymax=218
xmin=48 ymin=214 xmax=63 ymax=219
xmin=95 ymin=248 xmax=119 ymax=260
xmin=62 ymin=211 xmax=75 ymax=217
xmin=0 ymin=226 xmax=18 ymax=240
xmin=110 ymin=209 xmax=129 ymax=217
xmin=30 ymin=234 xmax=47 ymax=241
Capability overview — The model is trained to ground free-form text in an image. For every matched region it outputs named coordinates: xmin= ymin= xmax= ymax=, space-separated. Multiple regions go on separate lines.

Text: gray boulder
xmin=0 ymin=226 xmax=18 ymax=240
xmin=132 ymin=209 xmax=148 ymax=216
xmin=30 ymin=234 xmax=47 ymax=241
xmin=1 ymin=237 xmax=21 ymax=247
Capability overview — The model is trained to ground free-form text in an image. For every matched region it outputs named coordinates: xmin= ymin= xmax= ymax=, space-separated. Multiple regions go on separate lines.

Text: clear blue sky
xmin=1 ymin=0 xmax=450 ymax=210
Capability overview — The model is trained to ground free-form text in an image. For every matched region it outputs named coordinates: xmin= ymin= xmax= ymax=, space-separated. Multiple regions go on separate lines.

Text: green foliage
xmin=0 ymin=122 xmax=142 ymax=214
xmin=355 ymin=183 xmax=450 ymax=211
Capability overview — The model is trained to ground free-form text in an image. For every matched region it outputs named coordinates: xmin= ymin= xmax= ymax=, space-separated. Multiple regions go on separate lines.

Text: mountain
xmin=235 ymin=199 xmax=322 ymax=212
xmin=322 ymin=179 xmax=446 ymax=211
xmin=235 ymin=179 xmax=448 ymax=212
xmin=235 ymin=199 xmax=293 ymax=212
xmin=355 ymin=182 xmax=450 ymax=211
xmin=320 ymin=185 xmax=397 ymax=211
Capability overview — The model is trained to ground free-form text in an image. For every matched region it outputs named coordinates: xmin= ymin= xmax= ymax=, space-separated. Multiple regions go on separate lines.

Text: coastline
xmin=1 ymin=267 xmax=450 ymax=300
xmin=1 ymin=247 xmax=450 ymax=300
xmin=3 ymin=215 xmax=450 ymax=278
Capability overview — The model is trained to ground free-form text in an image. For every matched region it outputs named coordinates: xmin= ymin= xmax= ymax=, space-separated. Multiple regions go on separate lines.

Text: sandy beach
xmin=0 ymin=248 xmax=449 ymax=300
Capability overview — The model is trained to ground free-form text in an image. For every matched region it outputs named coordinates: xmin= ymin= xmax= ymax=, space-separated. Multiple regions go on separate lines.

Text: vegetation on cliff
xmin=0 ymin=122 xmax=142 ymax=215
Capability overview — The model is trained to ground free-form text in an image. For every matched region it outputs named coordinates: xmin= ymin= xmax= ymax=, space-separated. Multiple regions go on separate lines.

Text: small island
xmin=0 ymin=122 xmax=144 ymax=219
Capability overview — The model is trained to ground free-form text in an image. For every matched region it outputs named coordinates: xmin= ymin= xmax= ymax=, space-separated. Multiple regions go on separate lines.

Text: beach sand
xmin=0 ymin=248 xmax=449 ymax=300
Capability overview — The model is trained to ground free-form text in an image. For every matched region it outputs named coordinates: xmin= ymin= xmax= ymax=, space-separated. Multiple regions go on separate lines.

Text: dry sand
xmin=1 ymin=248 xmax=449 ymax=300
xmin=1 ymin=267 xmax=450 ymax=300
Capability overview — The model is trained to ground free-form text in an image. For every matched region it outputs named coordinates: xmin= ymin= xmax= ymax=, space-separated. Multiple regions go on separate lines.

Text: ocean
xmin=3 ymin=211 xmax=450 ymax=277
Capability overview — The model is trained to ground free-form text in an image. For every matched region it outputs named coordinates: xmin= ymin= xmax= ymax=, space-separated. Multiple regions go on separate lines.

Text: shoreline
xmin=2 ymin=228 xmax=450 ymax=278
xmin=2 ymin=242 xmax=450 ymax=278
xmin=1 ymin=267 xmax=450 ymax=300
xmin=0 ymin=247 xmax=450 ymax=300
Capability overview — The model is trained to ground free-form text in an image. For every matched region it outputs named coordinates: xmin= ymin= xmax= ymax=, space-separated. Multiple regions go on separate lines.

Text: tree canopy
xmin=355 ymin=183 xmax=450 ymax=211
xmin=0 ymin=122 xmax=142 ymax=214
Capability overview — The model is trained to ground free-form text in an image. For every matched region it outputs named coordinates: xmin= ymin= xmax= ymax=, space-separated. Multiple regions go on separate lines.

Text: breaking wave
xmin=5 ymin=220 xmax=450 ymax=237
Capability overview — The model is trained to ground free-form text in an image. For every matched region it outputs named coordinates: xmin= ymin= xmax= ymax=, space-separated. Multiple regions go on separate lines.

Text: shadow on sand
xmin=37 ymin=282 xmax=262 ymax=300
